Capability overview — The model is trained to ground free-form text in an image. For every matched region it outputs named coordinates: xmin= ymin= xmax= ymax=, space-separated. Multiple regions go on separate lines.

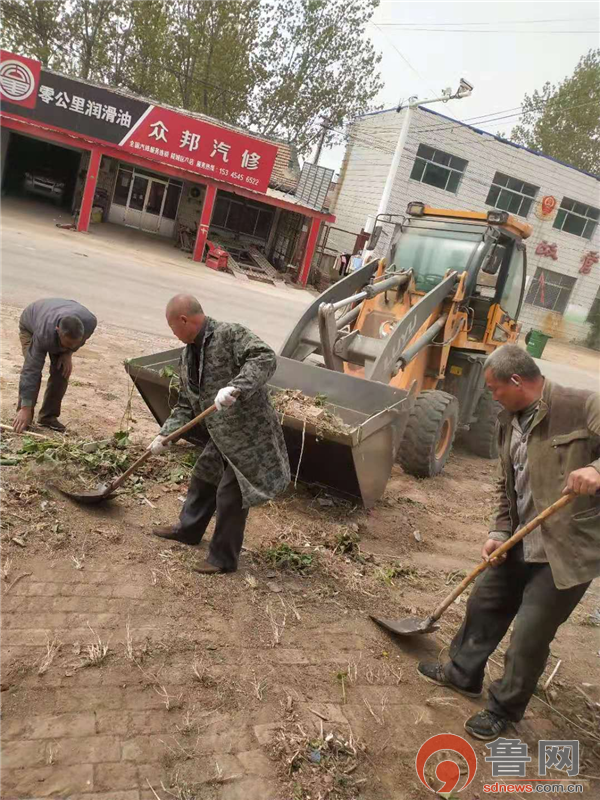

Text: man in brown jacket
xmin=418 ymin=344 xmax=600 ymax=740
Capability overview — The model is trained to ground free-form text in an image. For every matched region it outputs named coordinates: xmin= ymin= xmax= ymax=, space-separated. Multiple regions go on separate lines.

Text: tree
xmin=510 ymin=49 xmax=600 ymax=174
xmin=0 ymin=0 xmax=383 ymax=156
xmin=0 ymin=0 xmax=69 ymax=70
xmin=250 ymin=0 xmax=383 ymax=154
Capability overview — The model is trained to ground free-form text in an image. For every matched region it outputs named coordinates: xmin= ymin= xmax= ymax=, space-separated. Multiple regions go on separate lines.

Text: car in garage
xmin=23 ymin=168 xmax=67 ymax=204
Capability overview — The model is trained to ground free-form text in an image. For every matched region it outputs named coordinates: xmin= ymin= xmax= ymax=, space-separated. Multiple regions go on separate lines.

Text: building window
xmin=553 ymin=197 xmax=599 ymax=240
xmin=525 ymin=267 xmax=576 ymax=314
xmin=485 ymin=172 xmax=538 ymax=218
xmin=409 ymin=144 xmax=467 ymax=194
xmin=211 ymin=191 xmax=275 ymax=240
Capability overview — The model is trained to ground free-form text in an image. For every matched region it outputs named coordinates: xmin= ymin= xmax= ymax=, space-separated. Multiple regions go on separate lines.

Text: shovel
xmin=372 ymin=492 xmax=575 ymax=636
xmin=55 ymin=403 xmax=218 ymax=505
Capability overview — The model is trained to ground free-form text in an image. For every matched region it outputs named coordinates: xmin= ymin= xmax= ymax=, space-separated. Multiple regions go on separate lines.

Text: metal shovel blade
xmin=52 ymin=483 xmax=117 ymax=505
xmin=371 ymin=615 xmax=440 ymax=636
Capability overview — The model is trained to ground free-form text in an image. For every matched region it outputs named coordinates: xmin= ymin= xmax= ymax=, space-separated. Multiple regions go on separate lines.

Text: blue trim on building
xmin=357 ymin=105 xmax=600 ymax=181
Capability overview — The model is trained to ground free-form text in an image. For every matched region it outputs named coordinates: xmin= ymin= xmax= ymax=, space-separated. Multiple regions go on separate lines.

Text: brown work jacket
xmin=492 ymin=379 xmax=600 ymax=589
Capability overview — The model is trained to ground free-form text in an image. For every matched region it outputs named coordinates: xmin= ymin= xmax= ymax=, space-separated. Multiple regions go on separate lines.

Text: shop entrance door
xmin=140 ymin=180 xmax=167 ymax=233
xmin=110 ymin=165 xmax=183 ymax=237
xmin=124 ymin=174 xmax=148 ymax=228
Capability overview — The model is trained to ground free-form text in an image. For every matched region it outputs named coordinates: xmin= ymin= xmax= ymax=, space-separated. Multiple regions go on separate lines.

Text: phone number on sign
xmin=218 ymin=168 xmax=260 ymax=186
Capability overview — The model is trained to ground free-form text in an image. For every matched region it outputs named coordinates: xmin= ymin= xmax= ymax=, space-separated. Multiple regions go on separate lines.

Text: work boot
xmin=464 ymin=710 xmax=508 ymax=741
xmin=152 ymin=526 xmax=200 ymax=545
xmin=192 ymin=559 xmax=226 ymax=575
xmin=417 ymin=662 xmax=482 ymax=698
xmin=38 ymin=417 xmax=66 ymax=432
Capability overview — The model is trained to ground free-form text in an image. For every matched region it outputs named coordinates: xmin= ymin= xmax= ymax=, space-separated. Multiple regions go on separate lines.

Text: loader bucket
xmin=125 ymin=350 xmax=413 ymax=507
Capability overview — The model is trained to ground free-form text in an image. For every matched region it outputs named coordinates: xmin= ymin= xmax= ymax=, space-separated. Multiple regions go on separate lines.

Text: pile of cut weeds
xmin=271 ymin=389 xmax=351 ymax=436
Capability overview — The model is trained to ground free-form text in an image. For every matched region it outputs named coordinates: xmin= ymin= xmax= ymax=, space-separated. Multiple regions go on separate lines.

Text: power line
xmin=371 ymin=28 xmax=597 ymax=34
xmin=369 ymin=21 xmax=438 ymax=98
xmin=374 ymin=16 xmax=599 ymax=27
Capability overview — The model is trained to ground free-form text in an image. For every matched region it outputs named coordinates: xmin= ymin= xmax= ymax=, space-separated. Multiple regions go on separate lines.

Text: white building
xmin=331 ymin=105 xmax=600 ymax=344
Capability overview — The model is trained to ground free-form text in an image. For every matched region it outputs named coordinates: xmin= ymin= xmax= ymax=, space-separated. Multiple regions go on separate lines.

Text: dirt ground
xmin=1 ymin=302 xmax=599 ymax=800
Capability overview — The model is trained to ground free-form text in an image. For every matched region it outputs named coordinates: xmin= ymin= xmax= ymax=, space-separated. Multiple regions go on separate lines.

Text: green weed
xmin=264 ymin=543 xmax=313 ymax=572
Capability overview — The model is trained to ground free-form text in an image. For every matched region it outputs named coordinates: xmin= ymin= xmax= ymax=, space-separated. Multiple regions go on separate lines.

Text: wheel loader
xmin=279 ymin=202 xmax=532 ymax=478
xmin=125 ymin=203 xmax=531 ymax=508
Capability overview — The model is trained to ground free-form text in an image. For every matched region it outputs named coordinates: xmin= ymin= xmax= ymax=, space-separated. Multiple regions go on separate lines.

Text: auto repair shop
xmin=0 ymin=51 xmax=334 ymax=285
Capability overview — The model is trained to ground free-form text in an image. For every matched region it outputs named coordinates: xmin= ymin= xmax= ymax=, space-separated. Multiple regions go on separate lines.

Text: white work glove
xmin=150 ymin=434 xmax=171 ymax=455
xmin=215 ymin=386 xmax=238 ymax=411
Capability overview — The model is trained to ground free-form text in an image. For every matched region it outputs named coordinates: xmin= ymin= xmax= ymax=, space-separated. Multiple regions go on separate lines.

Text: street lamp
xmin=364 ymin=78 xmax=474 ymax=255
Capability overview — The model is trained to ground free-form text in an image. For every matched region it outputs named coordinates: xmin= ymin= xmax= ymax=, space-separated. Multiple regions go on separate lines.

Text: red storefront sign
xmin=0 ymin=51 xmax=41 ymax=109
xmin=121 ymin=106 xmax=277 ymax=194
xmin=0 ymin=50 xmax=277 ymax=194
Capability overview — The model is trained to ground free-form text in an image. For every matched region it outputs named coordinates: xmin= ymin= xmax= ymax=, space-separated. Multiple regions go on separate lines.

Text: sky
xmin=318 ymin=0 xmax=600 ymax=174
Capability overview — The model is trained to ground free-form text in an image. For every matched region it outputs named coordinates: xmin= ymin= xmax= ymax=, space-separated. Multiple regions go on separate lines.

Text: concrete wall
xmin=327 ymin=112 xmax=394 ymax=252
xmin=333 ymin=107 xmax=600 ymax=343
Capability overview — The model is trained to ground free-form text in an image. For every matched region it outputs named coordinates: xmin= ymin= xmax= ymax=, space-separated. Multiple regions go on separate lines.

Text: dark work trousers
xmin=175 ymin=462 xmax=249 ymax=572
xmin=18 ymin=328 xmax=69 ymax=422
xmin=445 ymin=542 xmax=590 ymax=721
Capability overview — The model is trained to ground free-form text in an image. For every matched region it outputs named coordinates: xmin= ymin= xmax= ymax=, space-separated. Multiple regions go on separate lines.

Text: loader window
xmin=389 ymin=228 xmax=481 ymax=292
xmin=498 ymin=246 xmax=526 ymax=320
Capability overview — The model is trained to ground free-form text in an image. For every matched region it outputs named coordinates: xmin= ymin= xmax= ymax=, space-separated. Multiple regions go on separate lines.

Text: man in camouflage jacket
xmin=150 ymin=294 xmax=290 ymax=574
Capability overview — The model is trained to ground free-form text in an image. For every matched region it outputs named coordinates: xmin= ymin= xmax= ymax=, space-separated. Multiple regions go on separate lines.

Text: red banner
xmin=120 ymin=106 xmax=277 ymax=194
xmin=0 ymin=50 xmax=41 ymax=109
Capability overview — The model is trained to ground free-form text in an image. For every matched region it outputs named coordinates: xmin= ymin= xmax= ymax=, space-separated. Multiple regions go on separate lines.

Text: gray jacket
xmin=19 ymin=298 xmax=97 ymax=405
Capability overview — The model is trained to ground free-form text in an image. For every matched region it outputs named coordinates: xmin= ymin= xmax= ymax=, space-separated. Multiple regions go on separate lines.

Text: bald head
xmin=166 ymin=294 xmax=206 ymax=344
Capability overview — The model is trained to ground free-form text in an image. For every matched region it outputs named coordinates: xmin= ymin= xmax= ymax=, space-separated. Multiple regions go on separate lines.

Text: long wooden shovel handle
xmin=428 ymin=493 xmax=575 ymax=623
xmin=105 ymin=404 xmax=217 ymax=494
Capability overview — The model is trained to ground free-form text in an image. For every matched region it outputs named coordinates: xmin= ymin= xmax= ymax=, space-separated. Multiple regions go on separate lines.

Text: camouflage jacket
xmin=160 ymin=317 xmax=290 ymax=507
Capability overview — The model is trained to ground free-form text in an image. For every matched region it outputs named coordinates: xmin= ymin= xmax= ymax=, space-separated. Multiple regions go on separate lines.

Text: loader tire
xmin=465 ymin=390 xmax=502 ymax=459
xmin=399 ymin=390 xmax=459 ymax=478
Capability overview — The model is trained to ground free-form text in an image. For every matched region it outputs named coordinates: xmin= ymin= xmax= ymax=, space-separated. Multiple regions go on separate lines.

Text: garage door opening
xmin=1 ymin=132 xmax=83 ymax=210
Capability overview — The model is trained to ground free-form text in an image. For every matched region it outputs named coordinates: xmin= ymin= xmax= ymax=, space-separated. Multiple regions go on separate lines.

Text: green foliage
xmin=0 ymin=0 xmax=383 ymax=156
xmin=264 ymin=543 xmax=313 ymax=572
xmin=377 ymin=562 xmax=420 ymax=586
xmin=510 ymin=49 xmax=600 ymax=173
xmin=17 ymin=435 xmax=130 ymax=474
xmin=333 ymin=527 xmax=360 ymax=555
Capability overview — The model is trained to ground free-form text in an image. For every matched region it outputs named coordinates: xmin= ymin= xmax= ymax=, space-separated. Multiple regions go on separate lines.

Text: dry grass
xmin=265 ymin=599 xmax=287 ymax=647
xmin=81 ymin=624 xmax=109 ymax=667
xmin=249 ymin=670 xmax=269 ymax=701
xmin=272 ymin=721 xmax=363 ymax=798
xmin=38 ymin=635 xmax=61 ymax=675
xmin=154 ymin=683 xmax=183 ymax=712
xmin=243 ymin=573 xmax=258 ymax=589
xmin=2 ymin=556 xmax=13 ymax=582
xmin=363 ymin=692 xmax=388 ymax=726
xmin=124 ymin=618 xmax=134 ymax=661
xmin=45 ymin=741 xmax=58 ymax=765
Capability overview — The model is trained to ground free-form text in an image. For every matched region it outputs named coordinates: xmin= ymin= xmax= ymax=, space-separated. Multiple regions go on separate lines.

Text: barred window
xmin=409 ymin=144 xmax=467 ymax=194
xmin=525 ymin=268 xmax=576 ymax=314
xmin=553 ymin=197 xmax=599 ymax=240
xmin=485 ymin=172 xmax=538 ymax=218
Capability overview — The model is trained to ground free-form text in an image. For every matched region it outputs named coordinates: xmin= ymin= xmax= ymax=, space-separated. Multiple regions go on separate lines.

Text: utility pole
xmin=364 ymin=79 xmax=474 ymax=258
xmin=312 ymin=117 xmax=330 ymax=166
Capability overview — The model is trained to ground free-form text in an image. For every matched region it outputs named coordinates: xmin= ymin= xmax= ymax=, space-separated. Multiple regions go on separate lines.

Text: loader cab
xmin=387 ymin=207 xmax=528 ymax=338
xmin=387 ymin=218 xmax=487 ymax=293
